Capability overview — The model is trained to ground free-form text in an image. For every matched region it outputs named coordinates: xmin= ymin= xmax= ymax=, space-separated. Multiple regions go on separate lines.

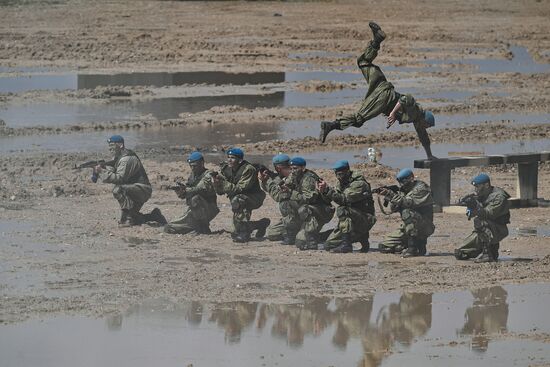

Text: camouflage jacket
xmin=396 ymin=94 xmax=426 ymax=126
xmin=284 ymin=169 xmax=331 ymax=208
xmin=185 ymin=168 xmax=217 ymax=205
xmin=101 ymin=148 xmax=150 ymax=187
xmin=390 ymin=180 xmax=434 ymax=221
xmin=322 ymin=171 xmax=375 ymax=215
xmin=476 ymin=187 xmax=511 ymax=224
xmin=216 ymin=160 xmax=266 ymax=202
xmin=261 ymin=175 xmax=287 ymax=203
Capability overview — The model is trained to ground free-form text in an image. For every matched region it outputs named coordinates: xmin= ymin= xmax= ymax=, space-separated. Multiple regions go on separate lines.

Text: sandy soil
xmin=1 ymin=0 xmax=550 ymax=326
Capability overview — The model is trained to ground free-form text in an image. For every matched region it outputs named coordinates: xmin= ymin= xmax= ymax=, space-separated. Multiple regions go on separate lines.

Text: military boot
xmin=252 ymin=218 xmax=271 ymax=239
xmin=197 ymin=221 xmax=212 ymax=234
xmin=359 ymin=239 xmax=370 ymax=253
xmin=281 ymin=231 xmax=296 ymax=246
xmin=490 ymin=243 xmax=500 ymax=261
xmin=402 ymin=238 xmax=420 ymax=258
xmin=300 ymin=233 xmax=319 ymax=251
xmin=416 ymin=238 xmax=428 ymax=256
xmin=378 ymin=243 xmax=395 ymax=254
xmin=233 ymin=231 xmax=251 ymax=243
xmin=148 ymin=208 xmax=167 ymax=225
xmin=319 ymin=120 xmax=341 ymax=143
xmin=118 ymin=209 xmax=129 ymax=225
xmin=454 ymin=248 xmax=470 ymax=260
xmin=368 ymin=21 xmax=386 ymax=48
xmin=474 ymin=245 xmax=497 ymax=263
xmin=331 ymin=234 xmax=353 ymax=253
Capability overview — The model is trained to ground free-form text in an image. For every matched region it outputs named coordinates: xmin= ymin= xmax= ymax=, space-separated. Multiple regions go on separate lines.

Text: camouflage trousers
xmin=278 ymin=200 xmax=334 ymax=245
xmin=164 ymin=195 xmax=219 ymax=234
xmin=455 ymin=218 xmax=508 ymax=259
xmin=379 ymin=209 xmax=434 ymax=251
xmin=230 ymin=193 xmax=264 ymax=234
xmin=324 ymin=206 xmax=376 ymax=250
xmin=112 ymin=183 xmax=152 ymax=212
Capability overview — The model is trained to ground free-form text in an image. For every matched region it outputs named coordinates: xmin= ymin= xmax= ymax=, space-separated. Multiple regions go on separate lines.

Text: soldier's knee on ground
xmin=231 ymin=195 xmax=247 ymax=213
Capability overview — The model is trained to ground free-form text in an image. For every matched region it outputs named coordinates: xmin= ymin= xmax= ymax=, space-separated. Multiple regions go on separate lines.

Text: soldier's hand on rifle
xmin=316 ymin=179 xmax=328 ymax=194
xmin=258 ymin=170 xmax=269 ymax=182
xmin=93 ymin=165 xmax=103 ymax=174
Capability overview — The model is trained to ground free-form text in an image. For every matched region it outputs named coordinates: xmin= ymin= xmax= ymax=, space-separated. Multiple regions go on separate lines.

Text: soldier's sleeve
xmin=223 ymin=165 xmax=257 ymax=197
xmin=101 ymin=156 xmax=140 ymax=185
xmin=327 ymin=180 xmax=366 ymax=206
xmin=478 ymin=192 xmax=510 ymax=220
xmin=186 ymin=172 xmax=215 ymax=197
xmin=263 ymin=177 xmax=287 ymax=202
xmin=289 ymin=175 xmax=320 ymax=204
xmin=391 ymin=184 xmax=432 ymax=210
xmin=399 ymin=94 xmax=416 ymax=108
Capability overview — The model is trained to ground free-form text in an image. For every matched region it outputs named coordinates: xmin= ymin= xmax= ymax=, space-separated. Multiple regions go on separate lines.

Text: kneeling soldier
xmin=280 ymin=157 xmax=335 ymax=250
xmin=164 ymin=151 xmax=219 ymax=235
xmin=258 ymin=154 xmax=293 ymax=243
xmin=455 ymin=173 xmax=510 ymax=263
xmin=378 ymin=168 xmax=435 ymax=257
xmin=317 ymin=160 xmax=376 ymax=253
xmin=212 ymin=148 xmax=269 ymax=243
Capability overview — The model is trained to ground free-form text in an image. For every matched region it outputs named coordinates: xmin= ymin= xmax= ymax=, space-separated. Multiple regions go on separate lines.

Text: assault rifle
xmin=253 ymin=163 xmax=278 ymax=180
xmin=372 ymin=184 xmax=400 ymax=209
xmin=457 ymin=193 xmax=480 ymax=220
xmin=74 ymin=159 xmax=115 ymax=183
xmin=167 ymin=181 xmax=187 ymax=192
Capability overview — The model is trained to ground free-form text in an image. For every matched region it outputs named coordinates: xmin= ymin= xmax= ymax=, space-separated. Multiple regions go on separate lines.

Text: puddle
xmin=424 ymin=46 xmax=550 ymax=74
xmin=121 ymin=237 xmax=160 ymax=246
xmin=288 ymin=51 xmax=356 ymax=59
xmin=510 ymin=226 xmax=550 ymax=238
xmin=1 ymin=283 xmax=550 ymax=366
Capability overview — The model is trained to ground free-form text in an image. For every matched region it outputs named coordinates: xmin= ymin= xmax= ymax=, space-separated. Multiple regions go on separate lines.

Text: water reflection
xmin=460 ymin=286 xmax=508 ymax=353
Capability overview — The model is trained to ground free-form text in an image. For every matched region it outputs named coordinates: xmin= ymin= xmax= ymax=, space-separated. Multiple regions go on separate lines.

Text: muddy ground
xmin=1 ymin=0 xmax=550 ymax=330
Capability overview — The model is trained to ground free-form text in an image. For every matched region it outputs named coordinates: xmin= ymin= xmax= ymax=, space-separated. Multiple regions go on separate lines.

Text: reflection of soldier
xmin=319 ymin=22 xmax=436 ymax=159
xmin=164 ymin=152 xmax=219 ymax=234
xmin=209 ymin=302 xmax=258 ymax=344
xmin=460 ymin=286 xmax=508 ymax=353
xmin=455 ymin=174 xmax=511 ymax=263
xmin=258 ymin=154 xmax=293 ymax=243
xmin=361 ymin=293 xmax=432 ymax=367
xmin=94 ymin=135 xmax=166 ymax=226
xmin=186 ymin=301 xmax=204 ymax=326
xmin=212 ymin=148 xmax=269 ymax=243
xmin=331 ymin=297 xmax=374 ymax=350
xmin=279 ymin=157 xmax=335 ymax=250
xmin=378 ymin=169 xmax=435 ymax=257
xmin=318 ymin=160 xmax=376 ymax=253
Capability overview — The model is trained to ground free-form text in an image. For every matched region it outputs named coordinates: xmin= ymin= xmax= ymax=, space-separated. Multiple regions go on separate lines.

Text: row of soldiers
xmin=92 ymin=135 xmax=511 ymax=263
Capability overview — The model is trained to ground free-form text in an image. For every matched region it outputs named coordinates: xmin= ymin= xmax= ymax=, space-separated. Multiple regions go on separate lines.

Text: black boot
xmin=252 ymin=218 xmax=271 ymax=239
xmin=331 ymin=234 xmax=353 ymax=253
xmin=402 ymin=238 xmax=420 ymax=258
xmin=368 ymin=21 xmax=386 ymax=48
xmin=474 ymin=244 xmax=497 ymax=263
xmin=118 ymin=209 xmax=129 ymax=225
xmin=281 ymin=231 xmax=296 ymax=246
xmin=233 ymin=231 xmax=251 ymax=243
xmin=416 ymin=238 xmax=427 ymax=256
xmin=319 ymin=120 xmax=340 ymax=143
xmin=300 ymin=233 xmax=319 ymax=250
xmin=149 ymin=208 xmax=167 ymax=225
xmin=196 ymin=221 xmax=211 ymax=234
xmin=359 ymin=240 xmax=370 ymax=253
xmin=454 ymin=248 xmax=470 ymax=260
xmin=490 ymin=243 xmax=500 ymax=261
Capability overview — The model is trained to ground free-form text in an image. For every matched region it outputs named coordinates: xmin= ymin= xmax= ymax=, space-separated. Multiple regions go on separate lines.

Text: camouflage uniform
xmin=322 ymin=171 xmax=376 ymax=250
xmin=100 ymin=148 xmax=152 ymax=217
xmin=282 ymin=169 xmax=334 ymax=249
xmin=455 ymin=187 xmax=510 ymax=261
xmin=164 ymin=169 xmax=219 ymax=234
xmin=215 ymin=160 xmax=266 ymax=236
xmin=379 ymin=180 xmax=435 ymax=254
xmin=260 ymin=175 xmax=287 ymax=241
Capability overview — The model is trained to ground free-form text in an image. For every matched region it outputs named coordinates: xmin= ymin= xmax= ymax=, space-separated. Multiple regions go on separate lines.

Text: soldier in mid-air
xmin=319 ymin=22 xmax=437 ymax=159
xmin=317 ymin=160 xmax=376 ymax=253
xmin=93 ymin=135 xmax=166 ymax=227
xmin=212 ymin=148 xmax=270 ymax=243
xmin=454 ymin=174 xmax=511 ymax=263
xmin=164 ymin=151 xmax=219 ymax=235
xmin=377 ymin=168 xmax=435 ymax=257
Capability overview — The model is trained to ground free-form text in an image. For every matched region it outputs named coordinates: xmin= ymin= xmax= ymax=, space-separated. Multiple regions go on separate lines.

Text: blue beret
xmin=107 ymin=135 xmax=124 ymax=144
xmin=272 ymin=154 xmax=290 ymax=166
xmin=472 ymin=173 xmax=490 ymax=185
xmin=332 ymin=160 xmax=350 ymax=171
xmin=226 ymin=147 xmax=244 ymax=159
xmin=289 ymin=157 xmax=306 ymax=167
xmin=396 ymin=168 xmax=414 ymax=181
xmin=187 ymin=151 xmax=204 ymax=163
xmin=424 ymin=111 xmax=435 ymax=127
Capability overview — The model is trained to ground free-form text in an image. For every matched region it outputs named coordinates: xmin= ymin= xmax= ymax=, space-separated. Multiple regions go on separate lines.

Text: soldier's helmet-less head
xmin=333 ymin=160 xmax=351 ymax=183
xmin=187 ymin=151 xmax=204 ymax=169
xmin=396 ymin=168 xmax=414 ymax=188
xmin=108 ymin=135 xmax=124 ymax=154
xmin=472 ymin=173 xmax=491 ymax=197
xmin=289 ymin=157 xmax=306 ymax=174
xmin=272 ymin=154 xmax=290 ymax=167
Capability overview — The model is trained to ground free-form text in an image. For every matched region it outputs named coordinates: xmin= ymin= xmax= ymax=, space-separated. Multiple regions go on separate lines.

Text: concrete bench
xmin=414 ymin=152 xmax=550 ymax=208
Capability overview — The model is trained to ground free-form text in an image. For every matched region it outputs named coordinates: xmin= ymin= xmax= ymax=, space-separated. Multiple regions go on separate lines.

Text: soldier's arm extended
xmin=263 ymin=176 xmax=287 ymax=202
xmin=390 ymin=183 xmax=432 ymax=210
xmin=101 ymin=156 xmax=141 ymax=185
xmin=222 ymin=165 xmax=257 ymax=196
xmin=477 ymin=192 xmax=510 ymax=220
xmin=289 ymin=175 xmax=320 ymax=204
xmin=326 ymin=179 xmax=368 ymax=206
xmin=185 ymin=172 xmax=215 ymax=198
